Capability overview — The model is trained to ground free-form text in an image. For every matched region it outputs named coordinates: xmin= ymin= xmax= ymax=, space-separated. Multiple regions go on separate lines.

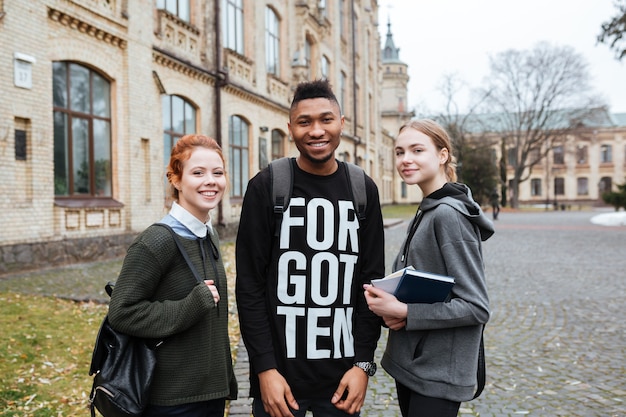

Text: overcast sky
xmin=377 ymin=0 xmax=626 ymax=114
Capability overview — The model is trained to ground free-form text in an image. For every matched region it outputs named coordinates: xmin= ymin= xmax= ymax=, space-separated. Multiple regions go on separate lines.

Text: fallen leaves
xmin=0 ymin=292 xmax=108 ymax=416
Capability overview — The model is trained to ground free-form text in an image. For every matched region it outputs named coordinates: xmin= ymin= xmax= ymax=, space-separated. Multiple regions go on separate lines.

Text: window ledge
xmin=54 ymin=197 xmax=124 ymax=208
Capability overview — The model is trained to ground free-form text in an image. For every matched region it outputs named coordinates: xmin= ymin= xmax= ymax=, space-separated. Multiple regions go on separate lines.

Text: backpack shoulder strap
xmin=153 ymin=223 xmax=204 ymax=284
xmin=343 ymin=162 xmax=367 ymax=222
xmin=270 ymin=157 xmax=294 ymax=237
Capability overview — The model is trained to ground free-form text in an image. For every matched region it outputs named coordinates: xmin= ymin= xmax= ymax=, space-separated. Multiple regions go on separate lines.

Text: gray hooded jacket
xmin=382 ymin=182 xmax=494 ymax=402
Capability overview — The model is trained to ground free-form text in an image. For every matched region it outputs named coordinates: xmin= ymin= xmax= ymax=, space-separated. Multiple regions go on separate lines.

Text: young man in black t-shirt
xmin=236 ymin=79 xmax=385 ymax=417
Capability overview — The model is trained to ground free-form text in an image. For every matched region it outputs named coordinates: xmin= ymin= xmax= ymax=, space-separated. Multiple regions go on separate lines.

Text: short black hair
xmin=290 ymin=79 xmax=340 ymax=112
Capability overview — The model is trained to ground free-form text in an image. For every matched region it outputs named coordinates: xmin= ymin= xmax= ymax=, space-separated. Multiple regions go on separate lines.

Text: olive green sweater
xmin=108 ymin=224 xmax=237 ymax=406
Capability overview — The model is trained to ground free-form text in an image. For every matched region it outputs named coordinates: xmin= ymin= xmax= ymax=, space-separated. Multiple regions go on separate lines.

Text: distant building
xmin=508 ymin=111 xmax=626 ymax=208
xmin=457 ymin=108 xmax=626 ymax=208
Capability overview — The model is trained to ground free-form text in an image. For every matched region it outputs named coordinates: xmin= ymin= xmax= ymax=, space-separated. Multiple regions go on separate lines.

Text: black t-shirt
xmin=236 ymin=159 xmax=385 ymax=399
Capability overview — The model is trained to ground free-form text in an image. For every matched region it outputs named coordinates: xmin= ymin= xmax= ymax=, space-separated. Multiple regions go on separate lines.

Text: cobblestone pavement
xmin=2 ymin=210 xmax=625 ymax=416
xmin=231 ymin=209 xmax=626 ymax=417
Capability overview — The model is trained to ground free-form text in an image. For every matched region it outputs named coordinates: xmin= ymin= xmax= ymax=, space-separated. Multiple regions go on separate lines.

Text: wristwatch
xmin=353 ymin=361 xmax=377 ymax=377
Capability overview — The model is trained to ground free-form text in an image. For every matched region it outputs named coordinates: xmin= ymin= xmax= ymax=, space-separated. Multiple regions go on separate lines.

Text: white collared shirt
xmin=160 ymin=202 xmax=213 ymax=239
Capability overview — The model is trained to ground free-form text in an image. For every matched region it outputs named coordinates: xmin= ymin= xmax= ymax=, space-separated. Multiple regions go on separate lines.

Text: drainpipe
xmin=214 ymin=0 xmax=225 ymax=226
xmin=351 ymin=0 xmax=359 ymax=164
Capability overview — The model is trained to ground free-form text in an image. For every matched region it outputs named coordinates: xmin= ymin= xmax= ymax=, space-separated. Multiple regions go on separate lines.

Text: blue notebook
xmin=371 ymin=266 xmax=455 ymax=303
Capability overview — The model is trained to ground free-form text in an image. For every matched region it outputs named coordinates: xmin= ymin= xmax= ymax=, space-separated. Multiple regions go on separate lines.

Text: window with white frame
xmin=339 ymin=0 xmax=346 ymax=35
xmin=271 ymin=129 xmax=284 ymax=161
xmin=304 ymin=38 xmax=312 ymax=79
xmin=600 ymin=144 xmax=612 ymax=163
xmin=162 ymin=95 xmax=196 ymax=167
xmin=554 ymin=177 xmax=565 ymax=196
xmin=576 ymin=145 xmax=588 ymax=164
xmin=229 ymin=115 xmax=249 ymax=198
xmin=53 ymin=61 xmax=112 ymax=197
xmin=265 ymin=7 xmax=280 ymax=76
xmin=340 ymin=71 xmax=347 ymax=114
xmin=507 ymin=147 xmax=517 ymax=167
xmin=531 ymin=178 xmax=542 ymax=196
xmin=577 ymin=177 xmax=588 ymax=195
xmin=321 ymin=55 xmax=330 ymax=79
xmin=156 ymin=0 xmax=190 ymax=22
xmin=553 ymin=145 xmax=564 ymax=164
xmin=223 ymin=0 xmax=244 ymax=54
xmin=318 ymin=0 xmax=327 ymax=19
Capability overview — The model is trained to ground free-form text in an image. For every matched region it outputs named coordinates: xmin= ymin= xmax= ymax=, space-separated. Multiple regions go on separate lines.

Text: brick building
xmin=3 ymin=1 xmax=621 ymax=275
xmin=1 ymin=0 xmax=413 ymax=274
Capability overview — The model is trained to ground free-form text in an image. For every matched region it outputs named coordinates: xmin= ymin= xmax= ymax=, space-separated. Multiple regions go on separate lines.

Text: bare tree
xmin=433 ymin=73 xmax=497 ymax=203
xmin=598 ymin=0 xmax=626 ymax=60
xmin=478 ymin=42 xmax=605 ymax=208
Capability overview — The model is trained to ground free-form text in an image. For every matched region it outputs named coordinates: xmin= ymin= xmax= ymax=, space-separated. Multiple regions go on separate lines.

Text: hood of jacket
xmin=420 ymin=182 xmax=495 ymax=241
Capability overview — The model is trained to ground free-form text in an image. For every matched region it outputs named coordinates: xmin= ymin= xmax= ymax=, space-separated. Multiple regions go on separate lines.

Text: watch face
xmin=367 ymin=362 xmax=377 ymax=376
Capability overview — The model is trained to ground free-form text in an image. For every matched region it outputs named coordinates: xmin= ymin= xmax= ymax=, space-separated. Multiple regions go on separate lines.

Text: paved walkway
xmin=231 ymin=210 xmax=626 ymax=417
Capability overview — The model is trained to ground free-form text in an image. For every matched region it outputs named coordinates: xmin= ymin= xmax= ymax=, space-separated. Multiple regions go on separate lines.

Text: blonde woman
xmin=364 ymin=119 xmax=494 ymax=417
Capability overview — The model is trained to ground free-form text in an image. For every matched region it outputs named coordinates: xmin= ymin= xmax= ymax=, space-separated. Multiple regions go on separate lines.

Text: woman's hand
xmin=204 ymin=280 xmax=220 ymax=304
xmin=363 ymin=284 xmax=408 ymax=330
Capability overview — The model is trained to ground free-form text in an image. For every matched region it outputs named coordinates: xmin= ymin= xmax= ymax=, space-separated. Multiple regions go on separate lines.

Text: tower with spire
xmin=380 ymin=17 xmax=414 ymax=137
xmin=380 ymin=16 xmax=419 ymax=204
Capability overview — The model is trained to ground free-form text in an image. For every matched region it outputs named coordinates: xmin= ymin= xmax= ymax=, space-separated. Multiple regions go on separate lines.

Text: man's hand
xmin=258 ymin=369 xmax=299 ymax=417
xmin=330 ymin=366 xmax=369 ymax=414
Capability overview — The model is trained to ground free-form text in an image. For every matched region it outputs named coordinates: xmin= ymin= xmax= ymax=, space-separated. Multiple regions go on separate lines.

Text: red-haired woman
xmin=109 ymin=134 xmax=237 ymax=417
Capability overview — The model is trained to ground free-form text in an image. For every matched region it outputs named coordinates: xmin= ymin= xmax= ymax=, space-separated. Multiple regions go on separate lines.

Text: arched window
xmin=321 ymin=55 xmax=330 ymax=79
xmin=53 ymin=62 xmax=111 ymax=197
xmin=229 ymin=115 xmax=249 ymax=197
xmin=265 ymin=7 xmax=280 ymax=75
xmin=162 ymin=95 xmax=196 ymax=167
xmin=223 ymin=0 xmax=244 ymax=54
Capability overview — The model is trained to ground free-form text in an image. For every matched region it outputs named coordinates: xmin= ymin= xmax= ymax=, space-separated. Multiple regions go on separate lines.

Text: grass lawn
xmin=382 ymin=203 xmax=419 ymax=219
xmin=0 ymin=241 xmax=238 ymax=417
xmin=0 ymin=292 xmax=108 ymax=416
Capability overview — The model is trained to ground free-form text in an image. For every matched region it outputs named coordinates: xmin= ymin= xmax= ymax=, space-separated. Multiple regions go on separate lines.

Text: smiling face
xmin=395 ymin=127 xmax=449 ymax=196
xmin=174 ymin=147 xmax=226 ymax=222
xmin=288 ymin=97 xmax=344 ymax=175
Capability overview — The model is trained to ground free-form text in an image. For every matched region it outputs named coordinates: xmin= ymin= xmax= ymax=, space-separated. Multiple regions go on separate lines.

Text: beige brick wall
xmin=0 ymin=0 xmax=393 ymax=270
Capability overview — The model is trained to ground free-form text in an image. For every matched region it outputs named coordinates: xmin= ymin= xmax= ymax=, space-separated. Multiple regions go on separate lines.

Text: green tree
xmin=598 ymin=0 xmax=626 ymax=60
xmin=458 ymin=142 xmax=498 ymax=206
xmin=602 ymin=179 xmax=626 ymax=211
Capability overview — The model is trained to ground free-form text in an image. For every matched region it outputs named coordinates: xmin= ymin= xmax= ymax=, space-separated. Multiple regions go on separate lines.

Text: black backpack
xmin=269 ymin=157 xmax=367 ymax=236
